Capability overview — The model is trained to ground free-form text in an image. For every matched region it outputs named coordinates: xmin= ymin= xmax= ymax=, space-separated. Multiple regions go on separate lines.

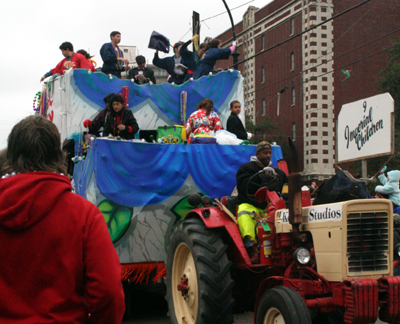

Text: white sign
xmin=277 ymin=206 xmax=342 ymax=224
xmin=276 ymin=210 xmax=289 ymax=224
xmin=337 ymin=93 xmax=394 ymax=163
xmin=307 ymin=205 xmax=342 ymax=222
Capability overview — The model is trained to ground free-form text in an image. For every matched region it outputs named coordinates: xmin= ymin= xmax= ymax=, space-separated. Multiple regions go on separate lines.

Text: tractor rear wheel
xmin=256 ymin=286 xmax=312 ymax=324
xmin=166 ymin=218 xmax=234 ymax=324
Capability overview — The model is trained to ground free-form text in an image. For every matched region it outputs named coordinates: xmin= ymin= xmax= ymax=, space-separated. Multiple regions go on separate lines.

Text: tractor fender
xmin=185 ymin=207 xmax=251 ymax=265
xmin=254 ymin=277 xmax=284 ymax=317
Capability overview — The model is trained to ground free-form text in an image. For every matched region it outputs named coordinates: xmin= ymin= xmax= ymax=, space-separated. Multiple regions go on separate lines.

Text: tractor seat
xmin=221 ymin=196 xmax=238 ymax=216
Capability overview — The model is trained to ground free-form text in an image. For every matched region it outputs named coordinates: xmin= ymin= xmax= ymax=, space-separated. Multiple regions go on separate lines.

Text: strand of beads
xmin=33 ymin=91 xmax=41 ymax=113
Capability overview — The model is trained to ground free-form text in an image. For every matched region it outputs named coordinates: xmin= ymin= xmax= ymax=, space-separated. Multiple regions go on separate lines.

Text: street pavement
xmin=121 ymin=288 xmax=385 ymax=324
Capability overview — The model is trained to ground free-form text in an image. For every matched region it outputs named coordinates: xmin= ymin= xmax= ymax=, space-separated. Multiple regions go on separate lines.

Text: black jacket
xmin=103 ymin=108 xmax=139 ymax=139
xmin=89 ymin=108 xmax=108 ymax=136
xmin=152 ymin=52 xmax=186 ymax=85
xmin=227 ymin=112 xmax=248 ymax=140
xmin=127 ymin=67 xmax=156 ymax=85
xmin=236 ymin=161 xmax=288 ymax=209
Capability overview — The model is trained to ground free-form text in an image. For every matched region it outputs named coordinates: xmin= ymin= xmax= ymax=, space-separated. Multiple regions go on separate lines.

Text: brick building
xmin=214 ymin=0 xmax=400 ymax=180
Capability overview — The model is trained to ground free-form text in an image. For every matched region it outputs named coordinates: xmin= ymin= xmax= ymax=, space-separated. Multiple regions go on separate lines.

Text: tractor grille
xmin=347 ymin=212 xmax=389 ymax=273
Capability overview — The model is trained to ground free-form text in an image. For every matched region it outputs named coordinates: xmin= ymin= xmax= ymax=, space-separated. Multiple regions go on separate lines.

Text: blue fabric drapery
xmin=74 ymin=139 xmax=283 ymax=207
xmin=73 ymin=70 xmax=240 ymax=124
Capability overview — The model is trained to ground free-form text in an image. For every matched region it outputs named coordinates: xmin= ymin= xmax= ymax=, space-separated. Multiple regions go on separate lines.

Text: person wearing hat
xmin=152 ymin=41 xmax=188 ymax=85
xmin=103 ymin=94 xmax=139 ymax=139
xmin=83 ymin=93 xmax=115 ymax=136
xmin=236 ymin=141 xmax=288 ymax=263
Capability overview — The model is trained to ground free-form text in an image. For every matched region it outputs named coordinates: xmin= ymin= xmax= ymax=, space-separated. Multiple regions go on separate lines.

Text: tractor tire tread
xmin=166 ymin=218 xmax=234 ymax=324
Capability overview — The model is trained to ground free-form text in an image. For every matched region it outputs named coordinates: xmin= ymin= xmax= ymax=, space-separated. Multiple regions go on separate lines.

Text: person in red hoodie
xmin=40 ymin=42 xmax=95 ymax=81
xmin=0 ymin=115 xmax=125 ymax=324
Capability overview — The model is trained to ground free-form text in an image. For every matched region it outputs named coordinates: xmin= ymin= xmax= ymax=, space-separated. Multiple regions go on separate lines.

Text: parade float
xmin=35 ymin=68 xmax=284 ymax=288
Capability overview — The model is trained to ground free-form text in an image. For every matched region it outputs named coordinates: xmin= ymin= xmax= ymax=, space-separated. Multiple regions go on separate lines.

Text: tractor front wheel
xmin=256 ymin=286 xmax=312 ymax=324
xmin=166 ymin=218 xmax=234 ymax=324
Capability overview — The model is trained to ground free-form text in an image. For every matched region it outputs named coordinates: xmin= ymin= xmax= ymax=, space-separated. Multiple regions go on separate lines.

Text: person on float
xmin=179 ymin=34 xmax=207 ymax=82
xmin=103 ymin=94 xmax=139 ymax=139
xmin=0 ymin=115 xmax=125 ymax=323
xmin=40 ymin=42 xmax=94 ymax=81
xmin=153 ymin=41 xmax=187 ymax=85
xmin=100 ymin=31 xmax=130 ymax=78
xmin=236 ymin=141 xmax=288 ymax=263
xmin=83 ymin=93 xmax=115 ymax=136
xmin=186 ymin=98 xmax=223 ymax=138
xmin=127 ymin=55 xmax=156 ymax=85
xmin=77 ymin=49 xmax=97 ymax=72
xmin=192 ymin=38 xmax=236 ymax=80
xmin=226 ymin=100 xmax=254 ymax=140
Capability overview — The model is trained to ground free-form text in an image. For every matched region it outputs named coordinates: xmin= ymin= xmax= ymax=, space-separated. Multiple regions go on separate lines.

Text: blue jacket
xmin=180 ymin=40 xmax=197 ymax=82
xmin=152 ymin=52 xmax=186 ymax=85
xmin=193 ymin=48 xmax=231 ymax=80
xmin=375 ymin=170 xmax=400 ymax=206
xmin=100 ymin=43 xmax=124 ymax=78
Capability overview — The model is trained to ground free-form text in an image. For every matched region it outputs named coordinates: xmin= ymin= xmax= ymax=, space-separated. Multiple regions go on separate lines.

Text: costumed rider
xmin=103 ymin=94 xmax=139 ymax=139
xmin=100 ymin=31 xmax=130 ymax=79
xmin=127 ymin=55 xmax=156 ymax=85
xmin=226 ymin=100 xmax=254 ymax=141
xmin=236 ymin=141 xmax=288 ymax=263
xmin=192 ymin=38 xmax=236 ymax=80
xmin=40 ymin=42 xmax=94 ymax=82
xmin=179 ymin=34 xmax=206 ymax=82
xmin=83 ymin=93 xmax=115 ymax=137
xmin=152 ymin=40 xmax=188 ymax=85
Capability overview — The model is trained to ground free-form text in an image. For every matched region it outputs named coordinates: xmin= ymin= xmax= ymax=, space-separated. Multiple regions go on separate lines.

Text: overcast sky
xmin=0 ymin=0 xmax=273 ymax=149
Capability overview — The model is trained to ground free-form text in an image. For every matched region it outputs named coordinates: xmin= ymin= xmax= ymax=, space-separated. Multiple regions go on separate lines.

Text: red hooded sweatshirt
xmin=0 ymin=172 xmax=124 ymax=323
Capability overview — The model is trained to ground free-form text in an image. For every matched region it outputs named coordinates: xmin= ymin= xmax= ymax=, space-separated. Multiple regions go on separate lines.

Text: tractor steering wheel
xmin=245 ymin=169 xmax=278 ymax=204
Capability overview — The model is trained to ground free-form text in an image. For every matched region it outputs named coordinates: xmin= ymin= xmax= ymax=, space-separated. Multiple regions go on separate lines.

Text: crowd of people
xmin=41 ymin=31 xmax=236 ymax=85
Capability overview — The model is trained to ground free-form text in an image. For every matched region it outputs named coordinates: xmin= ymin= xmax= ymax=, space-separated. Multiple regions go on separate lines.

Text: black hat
xmin=173 ymin=41 xmax=183 ymax=49
xmin=148 ymin=31 xmax=170 ymax=53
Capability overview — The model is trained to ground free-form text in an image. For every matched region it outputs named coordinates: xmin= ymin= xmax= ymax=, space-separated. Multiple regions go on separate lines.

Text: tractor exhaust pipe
xmin=287 ymin=138 xmax=307 ymax=242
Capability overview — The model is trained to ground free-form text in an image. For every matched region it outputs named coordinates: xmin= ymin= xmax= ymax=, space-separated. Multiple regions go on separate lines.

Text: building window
xmin=292 ymin=122 xmax=296 ymax=141
xmin=290 ymin=17 xmax=294 ymax=35
xmin=263 ymin=132 xmax=266 ymax=140
xmin=290 ymin=52 xmax=295 ymax=70
xmin=262 ymin=99 xmax=266 ymax=115
xmin=261 ymin=66 xmax=265 ymax=83
xmin=261 ymin=34 xmax=265 ymax=50
xmin=291 ymin=86 xmax=295 ymax=105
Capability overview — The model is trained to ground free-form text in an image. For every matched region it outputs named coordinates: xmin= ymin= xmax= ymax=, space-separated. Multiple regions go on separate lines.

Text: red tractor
xmin=166 ymin=157 xmax=400 ymax=324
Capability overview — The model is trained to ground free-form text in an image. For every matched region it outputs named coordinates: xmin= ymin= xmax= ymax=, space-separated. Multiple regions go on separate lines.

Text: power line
xmin=227 ymin=0 xmax=373 ymax=69
xmin=201 ymin=0 xmax=255 ymax=22
xmin=307 ymin=0 xmax=382 ymax=74
xmin=250 ymin=41 xmax=400 ymax=107
xmin=240 ymin=0 xmax=394 ymax=110
xmin=245 ymin=26 xmax=400 ymax=101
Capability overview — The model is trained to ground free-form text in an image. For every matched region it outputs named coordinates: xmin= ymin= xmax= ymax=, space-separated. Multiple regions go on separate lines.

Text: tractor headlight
xmin=293 ymin=248 xmax=311 ymax=265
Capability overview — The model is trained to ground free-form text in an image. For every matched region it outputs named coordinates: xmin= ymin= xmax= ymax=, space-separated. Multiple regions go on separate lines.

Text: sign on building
xmin=336 ymin=93 xmax=394 ymax=163
xmin=119 ymin=45 xmax=137 ymax=65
